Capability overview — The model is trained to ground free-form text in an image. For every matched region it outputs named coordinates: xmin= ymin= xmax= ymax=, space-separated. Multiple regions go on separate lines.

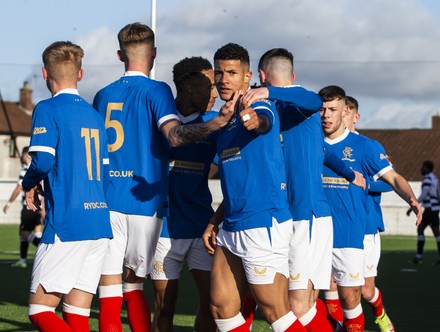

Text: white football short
xmin=101 ymin=211 xmax=163 ymax=278
xmin=363 ymin=232 xmax=381 ymax=278
xmin=289 ymin=216 xmax=333 ymax=290
xmin=216 ymin=218 xmax=293 ymax=285
xmin=30 ymin=235 xmax=110 ymax=295
xmin=150 ymin=237 xmax=213 ymax=280
xmin=332 ymin=247 xmax=365 ymax=287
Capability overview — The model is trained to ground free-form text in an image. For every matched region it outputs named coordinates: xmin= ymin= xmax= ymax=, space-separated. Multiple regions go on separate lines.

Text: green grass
xmin=0 ymin=223 xmax=439 ymax=331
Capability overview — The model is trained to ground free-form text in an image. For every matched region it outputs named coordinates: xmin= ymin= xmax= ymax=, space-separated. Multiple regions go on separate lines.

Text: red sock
xmin=229 ymin=322 xmax=250 ymax=332
xmin=62 ymin=312 xmax=89 ymax=332
xmin=241 ymin=293 xmax=257 ymax=330
xmin=315 ymin=298 xmax=328 ymax=317
xmin=303 ymin=310 xmax=333 ymax=332
xmin=325 ymin=298 xmax=343 ymax=328
xmin=285 ymin=319 xmax=307 ymax=332
xmin=343 ymin=312 xmax=364 ymax=332
xmin=368 ymin=288 xmax=384 ymax=318
xmin=29 ymin=311 xmax=72 ymax=332
xmin=123 ymin=290 xmax=151 ymax=332
xmin=99 ymin=296 xmax=123 ymax=332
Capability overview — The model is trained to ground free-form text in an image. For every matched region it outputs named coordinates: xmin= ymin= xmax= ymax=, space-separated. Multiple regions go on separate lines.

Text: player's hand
xmin=240 ymin=98 xmax=269 ymax=132
xmin=406 ymin=208 xmax=412 ymax=216
xmin=25 ymin=186 xmax=42 ymax=212
xmin=217 ymin=90 xmax=242 ymax=127
xmin=408 ymin=199 xmax=423 ymax=226
xmin=351 ymin=170 xmax=366 ymax=190
xmin=202 ymin=222 xmax=218 ymax=256
xmin=242 ymin=87 xmax=269 ymax=106
xmin=3 ymin=204 xmax=10 ymax=214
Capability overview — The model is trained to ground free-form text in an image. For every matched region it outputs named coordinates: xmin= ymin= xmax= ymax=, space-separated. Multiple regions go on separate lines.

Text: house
xmin=0 ymin=82 xmax=33 ymax=223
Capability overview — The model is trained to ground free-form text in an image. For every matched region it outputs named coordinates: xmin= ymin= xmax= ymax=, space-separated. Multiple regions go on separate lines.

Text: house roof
xmin=0 ymin=100 xmax=32 ymax=137
xmin=358 ymin=128 xmax=440 ymax=181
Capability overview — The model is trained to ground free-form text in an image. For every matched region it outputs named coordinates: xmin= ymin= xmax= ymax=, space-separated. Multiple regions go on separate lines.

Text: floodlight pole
xmin=150 ymin=0 xmax=156 ymax=79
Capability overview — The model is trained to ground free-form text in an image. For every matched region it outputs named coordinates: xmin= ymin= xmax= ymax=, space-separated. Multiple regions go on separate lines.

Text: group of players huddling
xmin=21 ymin=22 xmax=421 ymax=332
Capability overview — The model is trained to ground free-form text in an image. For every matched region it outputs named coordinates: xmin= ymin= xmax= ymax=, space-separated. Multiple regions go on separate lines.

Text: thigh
xmin=210 ymin=246 xmax=247 ymax=319
xmin=250 ymin=272 xmax=290 ymax=324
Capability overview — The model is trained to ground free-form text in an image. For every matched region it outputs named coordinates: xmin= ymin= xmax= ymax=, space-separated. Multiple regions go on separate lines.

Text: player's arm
xmin=22 ymin=152 xmax=54 ymax=211
xmin=3 ymin=184 xmax=22 ymax=214
xmin=324 ymin=150 xmax=366 ymax=190
xmin=380 ymin=170 xmax=422 ymax=225
xmin=161 ymin=91 xmax=240 ymax=148
xmin=368 ymin=179 xmax=393 ymax=194
xmin=243 ymin=86 xmax=322 ymax=116
xmin=202 ymin=201 xmax=224 ymax=256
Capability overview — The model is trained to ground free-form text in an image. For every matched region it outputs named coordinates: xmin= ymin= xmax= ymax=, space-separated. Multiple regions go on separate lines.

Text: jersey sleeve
xmin=364 ymin=139 xmax=394 ymax=181
xmin=152 ymin=82 xmax=180 ymax=129
xmin=28 ymin=101 xmax=59 ymax=157
xmin=267 ymin=85 xmax=322 ymax=117
xmin=250 ymin=98 xmax=276 ymax=134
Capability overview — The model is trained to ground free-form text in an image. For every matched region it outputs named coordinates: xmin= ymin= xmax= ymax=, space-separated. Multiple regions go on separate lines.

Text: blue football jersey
xmin=323 ymin=129 xmax=393 ymax=249
xmin=268 ymin=86 xmax=332 ymax=221
xmin=217 ymin=98 xmax=291 ymax=232
xmin=25 ymin=90 xmax=112 ymax=243
xmin=161 ymin=110 xmax=218 ymax=239
xmin=93 ymin=72 xmax=179 ymax=217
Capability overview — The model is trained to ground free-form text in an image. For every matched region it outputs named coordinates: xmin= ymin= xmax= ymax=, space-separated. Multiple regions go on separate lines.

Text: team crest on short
xmin=253 ymin=267 xmax=267 ymax=275
xmin=366 ymin=264 xmax=374 ymax=270
xmin=349 ymin=272 xmax=360 ymax=279
xmin=153 ymin=261 xmax=164 ymax=274
xmin=289 ymin=273 xmax=300 ymax=281
xmin=342 ymin=147 xmax=355 ymax=162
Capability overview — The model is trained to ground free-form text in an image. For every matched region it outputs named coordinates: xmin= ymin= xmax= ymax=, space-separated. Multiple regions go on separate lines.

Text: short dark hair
xmin=173 ymin=56 xmax=212 ymax=86
xmin=258 ymin=48 xmax=293 ymax=71
xmin=423 ymin=160 xmax=434 ymax=171
xmin=213 ymin=43 xmax=249 ymax=67
xmin=346 ymin=96 xmax=358 ymax=112
xmin=318 ymin=85 xmax=346 ymax=102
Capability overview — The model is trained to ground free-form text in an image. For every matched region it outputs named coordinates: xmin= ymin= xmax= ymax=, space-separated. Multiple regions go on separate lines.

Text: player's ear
xmin=77 ymin=69 xmax=84 ymax=82
xmin=42 ymin=67 xmax=48 ymax=81
xmin=259 ymin=69 xmax=267 ymax=85
xmin=117 ymin=50 xmax=124 ymax=63
xmin=244 ymin=71 xmax=252 ymax=84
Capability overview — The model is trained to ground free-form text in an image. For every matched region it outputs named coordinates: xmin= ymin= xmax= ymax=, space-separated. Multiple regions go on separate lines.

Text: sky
xmin=2 ymin=0 xmax=440 ymax=129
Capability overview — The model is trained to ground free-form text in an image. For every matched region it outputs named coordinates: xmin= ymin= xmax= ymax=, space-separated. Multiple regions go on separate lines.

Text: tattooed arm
xmin=161 ymin=90 xmax=241 ymax=148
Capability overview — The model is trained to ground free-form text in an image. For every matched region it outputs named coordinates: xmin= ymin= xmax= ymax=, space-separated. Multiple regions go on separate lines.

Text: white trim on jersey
xmin=29 ymin=146 xmax=56 ymax=156
xmin=373 ymin=165 xmax=394 ymax=181
xmin=157 ymin=114 xmax=180 ymax=129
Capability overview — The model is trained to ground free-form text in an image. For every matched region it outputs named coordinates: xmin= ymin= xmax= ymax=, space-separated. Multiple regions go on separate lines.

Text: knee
xmin=361 ymin=285 xmax=375 ymax=302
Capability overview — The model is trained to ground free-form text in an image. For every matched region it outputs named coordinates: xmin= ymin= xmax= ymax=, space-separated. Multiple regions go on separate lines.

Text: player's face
xmin=214 ymin=59 xmax=251 ymax=101
xmin=320 ymin=98 xmax=347 ymax=139
xmin=202 ymin=69 xmax=218 ymax=112
xmin=190 ymin=69 xmax=217 ymax=113
xmin=344 ymin=107 xmax=360 ymax=133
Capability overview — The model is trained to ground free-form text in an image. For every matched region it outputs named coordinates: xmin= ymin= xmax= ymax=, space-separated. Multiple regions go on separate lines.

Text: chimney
xmin=19 ymin=81 xmax=33 ymax=111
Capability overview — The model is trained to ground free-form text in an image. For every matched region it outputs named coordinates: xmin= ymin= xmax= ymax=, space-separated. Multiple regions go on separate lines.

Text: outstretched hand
xmin=217 ymin=90 xmax=243 ymax=127
xmin=25 ymin=184 xmax=43 ymax=212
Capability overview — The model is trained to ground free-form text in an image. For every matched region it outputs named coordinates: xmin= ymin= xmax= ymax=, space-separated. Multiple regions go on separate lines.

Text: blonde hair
xmin=118 ymin=22 xmax=154 ymax=56
xmin=42 ymin=41 xmax=83 ymax=81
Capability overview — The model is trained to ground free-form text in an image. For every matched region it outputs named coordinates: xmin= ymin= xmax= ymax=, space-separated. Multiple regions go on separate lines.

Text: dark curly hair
xmin=173 ymin=56 xmax=212 ymax=86
xmin=213 ymin=43 xmax=249 ymax=67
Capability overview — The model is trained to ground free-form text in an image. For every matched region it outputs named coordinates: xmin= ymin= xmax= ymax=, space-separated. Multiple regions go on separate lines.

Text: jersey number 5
xmin=81 ymin=128 xmax=101 ymax=181
xmin=105 ymin=102 xmax=124 ymax=152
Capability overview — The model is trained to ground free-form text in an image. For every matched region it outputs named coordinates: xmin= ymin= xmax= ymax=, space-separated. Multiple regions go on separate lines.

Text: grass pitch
xmin=0 ymin=224 xmax=438 ymax=331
